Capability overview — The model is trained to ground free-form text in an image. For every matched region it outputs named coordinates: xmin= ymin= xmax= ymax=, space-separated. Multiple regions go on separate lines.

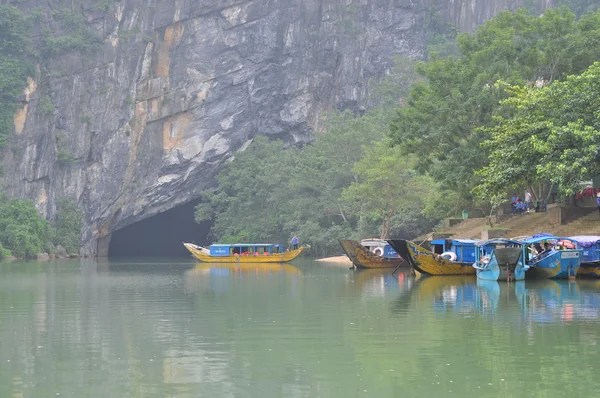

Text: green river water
xmin=1 ymin=258 xmax=599 ymax=397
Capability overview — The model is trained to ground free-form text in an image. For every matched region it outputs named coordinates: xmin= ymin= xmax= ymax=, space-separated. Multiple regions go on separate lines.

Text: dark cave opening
xmin=108 ymin=201 xmax=211 ymax=258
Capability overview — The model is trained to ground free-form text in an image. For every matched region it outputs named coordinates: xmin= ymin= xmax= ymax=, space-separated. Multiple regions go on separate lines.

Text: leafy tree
xmin=195 ymin=137 xmax=300 ymax=244
xmin=341 ymin=142 xmax=437 ymax=239
xmin=52 ymin=197 xmax=83 ymax=254
xmin=476 ymin=62 xmax=600 ymax=201
xmin=389 ymin=7 xmax=600 ymax=216
xmin=0 ymin=196 xmax=51 ymax=258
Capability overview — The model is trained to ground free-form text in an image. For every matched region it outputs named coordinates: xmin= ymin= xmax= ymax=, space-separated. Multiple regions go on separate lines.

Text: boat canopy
xmin=360 ymin=239 xmax=387 ymax=247
xmin=521 ymin=235 xmax=564 ymax=244
xmin=568 ymin=236 xmax=600 ymax=248
xmin=430 ymin=238 xmax=481 ymax=263
xmin=209 ymin=243 xmax=285 ymax=257
xmin=361 ymin=239 xmax=398 ymax=258
xmin=476 ymin=238 xmax=522 ymax=247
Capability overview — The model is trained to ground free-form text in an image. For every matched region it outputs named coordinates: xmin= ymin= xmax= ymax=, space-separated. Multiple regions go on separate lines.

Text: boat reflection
xmin=184 ymin=262 xmax=301 ymax=293
xmin=350 ymin=269 xmax=415 ymax=297
xmin=393 ymin=275 xmax=600 ymax=323
xmin=521 ymin=280 xmax=600 ymax=323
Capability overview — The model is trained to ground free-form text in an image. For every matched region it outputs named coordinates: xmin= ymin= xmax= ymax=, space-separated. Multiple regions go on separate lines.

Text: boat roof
xmin=476 ymin=238 xmax=522 ymax=247
xmin=430 ymin=238 xmax=479 ymax=245
xmin=568 ymin=236 xmax=600 ymax=247
xmin=521 ymin=235 xmax=567 ymax=244
xmin=360 ymin=239 xmax=387 ymax=245
xmin=210 ymin=243 xmax=283 ymax=247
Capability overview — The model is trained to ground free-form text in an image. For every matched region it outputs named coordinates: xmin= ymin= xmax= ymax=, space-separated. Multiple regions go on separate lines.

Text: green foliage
xmin=41 ymin=9 xmax=103 ymax=57
xmin=340 ymin=143 xmax=437 ymax=239
xmin=0 ymin=196 xmax=51 ymax=258
xmin=0 ymin=5 xmax=33 ymax=150
xmin=52 ymin=197 xmax=83 ymax=254
xmin=476 ymin=62 xmax=600 ymax=200
xmin=39 ymin=95 xmax=55 ymax=116
xmin=95 ymin=0 xmax=114 ymax=13
xmin=390 ymin=7 xmax=600 ymax=216
xmin=55 ymin=131 xmax=75 ymax=165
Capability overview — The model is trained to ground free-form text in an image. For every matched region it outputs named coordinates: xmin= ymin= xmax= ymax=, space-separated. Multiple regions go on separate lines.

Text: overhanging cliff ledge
xmin=2 ymin=0 xmax=554 ymax=256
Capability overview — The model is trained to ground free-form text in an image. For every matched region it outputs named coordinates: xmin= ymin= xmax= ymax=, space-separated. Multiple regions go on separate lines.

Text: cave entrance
xmin=108 ymin=201 xmax=211 ymax=258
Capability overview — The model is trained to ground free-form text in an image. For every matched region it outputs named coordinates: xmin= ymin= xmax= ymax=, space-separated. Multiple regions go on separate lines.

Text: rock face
xmin=2 ymin=0 xmax=554 ymax=256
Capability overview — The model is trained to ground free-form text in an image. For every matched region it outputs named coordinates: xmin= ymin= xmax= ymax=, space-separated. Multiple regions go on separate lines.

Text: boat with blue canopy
xmin=567 ymin=236 xmax=600 ymax=277
xmin=517 ymin=235 xmax=582 ymax=279
xmin=183 ymin=242 xmax=309 ymax=263
xmin=472 ymin=238 xmax=530 ymax=281
xmin=388 ymin=238 xmax=492 ymax=276
xmin=339 ymin=239 xmax=405 ymax=269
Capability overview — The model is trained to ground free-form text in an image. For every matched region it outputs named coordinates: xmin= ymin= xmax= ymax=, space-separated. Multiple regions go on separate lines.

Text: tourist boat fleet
xmin=388 ymin=234 xmax=593 ymax=280
xmin=182 ymin=232 xmax=600 ymax=281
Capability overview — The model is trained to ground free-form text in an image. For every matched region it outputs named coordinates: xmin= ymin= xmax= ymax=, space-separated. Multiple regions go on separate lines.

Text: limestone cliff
xmin=2 ymin=0 xmax=554 ymax=256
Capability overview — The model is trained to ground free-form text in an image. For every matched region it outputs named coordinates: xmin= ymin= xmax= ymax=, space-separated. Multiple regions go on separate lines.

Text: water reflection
xmin=184 ymin=262 xmax=301 ymax=294
xmin=350 ymin=269 xmax=414 ymax=297
xmin=4 ymin=259 xmax=600 ymax=397
xmin=399 ymin=275 xmax=600 ymax=325
xmin=521 ymin=280 xmax=600 ymax=323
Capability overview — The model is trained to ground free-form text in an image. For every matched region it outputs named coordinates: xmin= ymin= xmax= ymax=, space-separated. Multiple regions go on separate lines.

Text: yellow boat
xmin=183 ymin=242 xmax=309 ymax=263
xmin=387 ymin=239 xmax=476 ymax=276
xmin=339 ymin=239 xmax=406 ymax=269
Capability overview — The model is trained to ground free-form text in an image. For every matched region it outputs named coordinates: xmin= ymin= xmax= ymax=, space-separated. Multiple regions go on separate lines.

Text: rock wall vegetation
xmin=0 ymin=0 xmax=593 ymax=257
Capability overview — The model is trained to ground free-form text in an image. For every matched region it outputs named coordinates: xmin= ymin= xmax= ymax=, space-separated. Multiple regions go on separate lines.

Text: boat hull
xmin=475 ymin=246 xmax=527 ymax=282
xmin=577 ymin=261 xmax=600 ymax=278
xmin=527 ymin=249 xmax=581 ymax=279
xmin=476 ymin=265 xmax=526 ymax=281
xmin=339 ymin=240 xmax=406 ymax=269
xmin=388 ymin=239 xmax=475 ymax=276
xmin=183 ymin=243 xmax=307 ymax=263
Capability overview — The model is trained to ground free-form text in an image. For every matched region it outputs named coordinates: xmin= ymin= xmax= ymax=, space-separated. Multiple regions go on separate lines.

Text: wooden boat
xmin=338 ymin=239 xmax=406 ymax=269
xmin=472 ymin=238 xmax=529 ymax=282
xmin=517 ymin=235 xmax=581 ymax=279
xmin=568 ymin=236 xmax=600 ymax=278
xmin=183 ymin=242 xmax=309 ymax=263
xmin=387 ymin=239 xmax=476 ymax=276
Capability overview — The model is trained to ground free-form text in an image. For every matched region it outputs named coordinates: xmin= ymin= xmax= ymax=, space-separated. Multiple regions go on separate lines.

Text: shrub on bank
xmin=0 ymin=196 xmax=51 ymax=258
xmin=0 ymin=195 xmax=82 ymax=259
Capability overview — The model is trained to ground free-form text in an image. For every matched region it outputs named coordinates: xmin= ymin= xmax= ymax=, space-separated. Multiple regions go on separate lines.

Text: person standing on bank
xmin=597 ymin=193 xmax=600 ymax=216
xmin=291 ymin=234 xmax=299 ymax=250
xmin=524 ymin=190 xmax=532 ymax=213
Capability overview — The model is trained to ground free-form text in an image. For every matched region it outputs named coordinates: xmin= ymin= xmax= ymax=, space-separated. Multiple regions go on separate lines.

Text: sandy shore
xmin=315 ymin=255 xmax=352 ymax=265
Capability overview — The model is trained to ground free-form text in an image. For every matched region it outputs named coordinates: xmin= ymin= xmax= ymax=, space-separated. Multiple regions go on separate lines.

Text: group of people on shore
xmin=511 ymin=191 xmax=533 ymax=214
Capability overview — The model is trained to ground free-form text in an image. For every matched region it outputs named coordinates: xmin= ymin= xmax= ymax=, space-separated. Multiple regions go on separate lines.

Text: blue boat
xmin=429 ymin=238 xmax=481 ymax=263
xmin=567 ymin=236 xmax=600 ymax=278
xmin=472 ymin=238 xmax=529 ymax=281
xmin=519 ymin=235 xmax=582 ymax=279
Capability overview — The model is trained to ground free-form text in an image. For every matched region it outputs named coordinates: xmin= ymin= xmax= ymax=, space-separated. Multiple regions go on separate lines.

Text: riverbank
xmin=315 ymin=255 xmax=352 ymax=265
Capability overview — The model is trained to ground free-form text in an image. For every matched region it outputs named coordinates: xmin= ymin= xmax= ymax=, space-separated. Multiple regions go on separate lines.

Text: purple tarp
xmin=568 ymin=236 xmax=600 ymax=248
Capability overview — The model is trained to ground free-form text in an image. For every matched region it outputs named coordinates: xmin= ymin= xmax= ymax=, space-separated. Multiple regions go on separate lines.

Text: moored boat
xmin=568 ymin=236 xmax=600 ymax=278
xmin=339 ymin=239 xmax=405 ymax=269
xmin=518 ymin=235 xmax=582 ymax=279
xmin=183 ymin=242 xmax=309 ymax=263
xmin=387 ymin=239 xmax=477 ymax=276
xmin=472 ymin=238 xmax=529 ymax=282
